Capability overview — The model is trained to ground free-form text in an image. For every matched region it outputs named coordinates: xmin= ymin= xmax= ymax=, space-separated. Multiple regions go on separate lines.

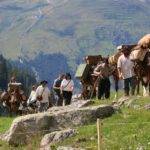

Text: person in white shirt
xmin=27 ymin=85 xmax=37 ymax=106
xmin=36 ymin=80 xmax=51 ymax=112
xmin=60 ymin=73 xmax=74 ymax=105
xmin=117 ymin=47 xmax=136 ymax=96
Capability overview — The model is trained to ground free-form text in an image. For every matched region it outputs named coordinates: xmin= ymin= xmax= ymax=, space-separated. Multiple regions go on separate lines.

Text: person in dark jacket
xmin=53 ymin=74 xmax=65 ymax=106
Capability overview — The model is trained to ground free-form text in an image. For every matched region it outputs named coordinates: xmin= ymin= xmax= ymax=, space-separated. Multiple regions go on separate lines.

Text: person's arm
xmin=60 ymin=80 xmax=64 ymax=94
xmin=27 ymin=92 xmax=32 ymax=104
xmin=118 ymin=67 xmax=123 ymax=79
xmin=70 ymin=80 xmax=74 ymax=92
xmin=93 ymin=65 xmax=102 ymax=77
xmin=48 ymin=88 xmax=51 ymax=100
xmin=94 ymin=70 xmax=101 ymax=76
xmin=53 ymin=80 xmax=60 ymax=90
xmin=117 ymin=58 xmax=123 ymax=79
xmin=48 ymin=89 xmax=51 ymax=98
xmin=35 ymin=87 xmax=39 ymax=98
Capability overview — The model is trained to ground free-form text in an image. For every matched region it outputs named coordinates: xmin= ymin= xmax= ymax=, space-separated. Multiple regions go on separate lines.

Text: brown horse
xmin=77 ymin=55 xmax=103 ymax=99
xmin=78 ymin=55 xmax=117 ymax=99
xmin=111 ymin=44 xmax=150 ymax=97
xmin=134 ymin=51 xmax=150 ymax=96
xmin=0 ymin=88 xmax=27 ymax=115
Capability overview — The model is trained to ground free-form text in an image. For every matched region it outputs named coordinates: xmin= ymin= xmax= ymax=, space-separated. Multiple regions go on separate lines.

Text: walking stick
xmin=90 ymin=75 xmax=100 ymax=100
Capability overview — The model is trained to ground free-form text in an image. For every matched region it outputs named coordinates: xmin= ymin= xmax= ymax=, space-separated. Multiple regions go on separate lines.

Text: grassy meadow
xmin=52 ymin=97 xmax=150 ymax=150
xmin=0 ymin=117 xmax=14 ymax=134
xmin=0 ymin=96 xmax=149 ymax=150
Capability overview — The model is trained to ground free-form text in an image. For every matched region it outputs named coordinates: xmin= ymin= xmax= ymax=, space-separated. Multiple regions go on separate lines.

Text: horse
xmin=133 ymin=50 xmax=150 ymax=96
xmin=0 ymin=88 xmax=27 ymax=115
xmin=78 ymin=55 xmax=117 ymax=100
xmin=110 ymin=44 xmax=150 ymax=97
xmin=76 ymin=55 xmax=103 ymax=99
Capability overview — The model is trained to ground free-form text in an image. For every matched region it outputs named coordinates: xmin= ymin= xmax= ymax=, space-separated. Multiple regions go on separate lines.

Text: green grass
xmin=0 ymin=116 xmax=42 ymax=150
xmin=90 ymin=90 xmax=124 ymax=106
xmin=0 ymin=117 xmax=14 ymax=134
xmin=0 ymin=96 xmax=150 ymax=150
xmin=53 ymin=97 xmax=150 ymax=150
xmin=0 ymin=134 xmax=42 ymax=150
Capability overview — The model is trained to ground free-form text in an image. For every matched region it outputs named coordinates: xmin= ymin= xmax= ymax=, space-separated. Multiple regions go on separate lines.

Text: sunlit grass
xmin=0 ymin=117 xmax=15 ymax=134
xmin=0 ymin=95 xmax=150 ymax=150
xmin=53 ymin=96 xmax=150 ymax=150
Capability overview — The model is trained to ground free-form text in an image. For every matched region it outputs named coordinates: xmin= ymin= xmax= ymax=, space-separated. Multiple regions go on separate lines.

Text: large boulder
xmin=40 ymin=129 xmax=76 ymax=149
xmin=1 ymin=105 xmax=114 ymax=145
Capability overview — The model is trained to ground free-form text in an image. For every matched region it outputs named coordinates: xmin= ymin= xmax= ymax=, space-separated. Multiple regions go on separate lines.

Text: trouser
xmin=28 ymin=101 xmax=37 ymax=108
xmin=38 ymin=102 xmax=49 ymax=112
xmin=97 ymin=77 xmax=111 ymax=100
xmin=53 ymin=89 xmax=63 ymax=106
xmin=124 ymin=76 xmax=136 ymax=96
xmin=62 ymin=91 xmax=72 ymax=105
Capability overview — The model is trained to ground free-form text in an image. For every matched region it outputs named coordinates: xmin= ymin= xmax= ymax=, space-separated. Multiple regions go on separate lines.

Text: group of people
xmin=27 ymin=73 xmax=74 ymax=112
xmin=7 ymin=46 xmax=137 ymax=113
xmin=93 ymin=46 xmax=136 ymax=100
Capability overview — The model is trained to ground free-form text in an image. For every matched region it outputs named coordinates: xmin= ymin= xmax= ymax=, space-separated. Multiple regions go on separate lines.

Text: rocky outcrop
xmin=1 ymin=105 xmax=114 ymax=145
xmin=40 ymin=129 xmax=76 ymax=149
xmin=112 ymin=96 xmax=141 ymax=109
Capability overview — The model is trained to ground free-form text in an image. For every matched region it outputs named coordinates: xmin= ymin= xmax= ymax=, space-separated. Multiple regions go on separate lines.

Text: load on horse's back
xmin=75 ymin=55 xmax=116 ymax=99
xmin=75 ymin=55 xmax=103 ymax=99
xmin=138 ymin=34 xmax=150 ymax=49
xmin=108 ymin=40 xmax=150 ymax=97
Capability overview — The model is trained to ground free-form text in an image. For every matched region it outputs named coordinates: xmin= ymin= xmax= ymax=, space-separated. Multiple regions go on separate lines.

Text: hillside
xmin=0 ymin=96 xmax=150 ymax=149
xmin=0 ymin=0 xmax=150 ymax=83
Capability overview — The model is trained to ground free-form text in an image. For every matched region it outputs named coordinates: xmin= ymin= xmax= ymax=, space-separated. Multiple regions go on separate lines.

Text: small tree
xmin=0 ymin=54 xmax=8 ymax=90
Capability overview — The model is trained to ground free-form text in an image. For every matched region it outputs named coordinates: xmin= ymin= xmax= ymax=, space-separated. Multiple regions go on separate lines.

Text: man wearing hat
xmin=117 ymin=46 xmax=136 ymax=96
xmin=35 ymin=80 xmax=51 ymax=112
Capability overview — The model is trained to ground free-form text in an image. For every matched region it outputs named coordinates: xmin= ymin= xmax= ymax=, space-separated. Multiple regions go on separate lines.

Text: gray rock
xmin=1 ymin=105 xmax=114 ymax=145
xmin=47 ymin=100 xmax=94 ymax=113
xmin=70 ymin=99 xmax=94 ymax=108
xmin=57 ymin=146 xmax=85 ymax=150
xmin=40 ymin=129 xmax=76 ymax=148
xmin=144 ymin=104 xmax=150 ymax=110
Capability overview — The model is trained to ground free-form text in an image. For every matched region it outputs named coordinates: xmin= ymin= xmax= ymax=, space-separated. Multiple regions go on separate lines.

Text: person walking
xmin=60 ymin=73 xmax=74 ymax=105
xmin=53 ymin=74 xmax=65 ymax=106
xmin=94 ymin=58 xmax=111 ymax=100
xmin=117 ymin=47 xmax=136 ymax=96
xmin=36 ymin=80 xmax=51 ymax=112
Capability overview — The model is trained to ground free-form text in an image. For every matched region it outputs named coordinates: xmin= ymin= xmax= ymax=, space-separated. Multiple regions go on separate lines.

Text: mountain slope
xmin=0 ymin=0 xmax=150 ymax=83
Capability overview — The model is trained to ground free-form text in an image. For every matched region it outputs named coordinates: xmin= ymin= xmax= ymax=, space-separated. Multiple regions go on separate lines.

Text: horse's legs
xmin=136 ymin=78 xmax=140 ymax=95
xmin=142 ymin=77 xmax=149 ymax=97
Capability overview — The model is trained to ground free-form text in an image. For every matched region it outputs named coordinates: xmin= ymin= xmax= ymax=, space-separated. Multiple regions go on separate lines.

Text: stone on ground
xmin=1 ymin=104 xmax=114 ymax=145
xmin=57 ymin=146 xmax=85 ymax=150
xmin=40 ymin=129 xmax=76 ymax=149
xmin=144 ymin=104 xmax=150 ymax=110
